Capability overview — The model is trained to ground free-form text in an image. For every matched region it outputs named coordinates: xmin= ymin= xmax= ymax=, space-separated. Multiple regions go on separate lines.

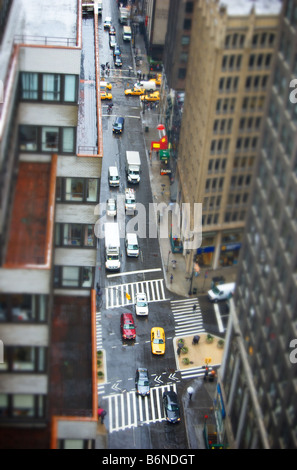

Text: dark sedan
xmin=163 ymin=391 xmax=181 ymax=423
xmin=135 ymin=368 xmax=150 ymax=397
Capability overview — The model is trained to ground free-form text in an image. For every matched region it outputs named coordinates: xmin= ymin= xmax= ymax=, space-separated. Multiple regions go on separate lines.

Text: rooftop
xmin=18 ymin=0 xmax=78 ymax=45
xmin=4 ymin=157 xmax=57 ymax=269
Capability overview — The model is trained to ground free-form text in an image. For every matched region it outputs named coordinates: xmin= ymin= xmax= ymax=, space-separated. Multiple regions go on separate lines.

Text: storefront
xmin=219 ymin=230 xmax=243 ymax=267
xmin=159 ymin=149 xmax=171 ymax=176
xmin=196 ymin=233 xmax=216 ymax=267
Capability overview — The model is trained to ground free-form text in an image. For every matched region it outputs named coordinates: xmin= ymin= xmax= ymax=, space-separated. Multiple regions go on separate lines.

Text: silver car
xmin=106 ymin=198 xmax=117 ymax=218
xmin=135 ymin=293 xmax=148 ymax=316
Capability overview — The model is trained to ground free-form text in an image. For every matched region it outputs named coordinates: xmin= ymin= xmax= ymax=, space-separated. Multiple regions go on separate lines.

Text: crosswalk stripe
xmin=171 ymin=298 xmax=206 ymax=340
xmin=102 ymin=384 xmax=177 ymax=432
xmin=105 ymin=279 xmax=167 ymax=309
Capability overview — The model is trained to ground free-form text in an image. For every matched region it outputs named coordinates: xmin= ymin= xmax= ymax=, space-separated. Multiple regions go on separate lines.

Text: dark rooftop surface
xmin=49 ymin=295 xmax=93 ymax=417
xmin=4 ymin=161 xmax=52 ymax=268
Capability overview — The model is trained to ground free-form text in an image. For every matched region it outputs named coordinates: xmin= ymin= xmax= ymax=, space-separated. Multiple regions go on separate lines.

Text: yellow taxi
xmin=151 ymin=327 xmax=165 ymax=355
xmin=106 ymin=82 xmax=112 ymax=90
xmin=150 ymin=74 xmax=162 ymax=86
xmin=101 ymin=91 xmax=112 ymax=100
xmin=125 ymin=87 xmax=145 ymax=96
xmin=140 ymin=91 xmax=160 ymax=102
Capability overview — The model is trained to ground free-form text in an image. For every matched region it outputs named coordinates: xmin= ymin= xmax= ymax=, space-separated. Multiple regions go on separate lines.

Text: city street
xmin=81 ymin=2 xmax=228 ymax=450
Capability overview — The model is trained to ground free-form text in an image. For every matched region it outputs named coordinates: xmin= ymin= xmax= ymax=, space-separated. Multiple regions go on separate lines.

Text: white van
xmin=108 ymin=166 xmax=119 ymax=187
xmin=123 ymin=25 xmax=132 ymax=41
xmin=208 ymin=283 xmax=235 ymax=302
xmin=134 ymin=80 xmax=156 ymax=92
xmin=125 ymin=233 xmax=139 ymax=257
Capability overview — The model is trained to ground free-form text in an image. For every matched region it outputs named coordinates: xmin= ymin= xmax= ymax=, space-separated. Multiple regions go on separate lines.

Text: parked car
xmin=135 ymin=293 xmax=148 ymax=316
xmin=106 ymin=198 xmax=117 ymax=217
xmin=163 ymin=391 xmax=181 ymax=424
xmin=135 ymin=368 xmax=150 ymax=396
xmin=112 ymin=116 xmax=125 ymax=134
xmin=114 ymin=55 xmax=122 ymax=67
xmin=104 ymin=17 xmax=112 ymax=29
xmin=109 ymin=25 xmax=116 ymax=35
xmin=109 ymin=35 xmax=116 ymax=48
xmin=151 ymin=327 xmax=165 ymax=355
xmin=120 ymin=313 xmax=136 ymax=340
xmin=113 ymin=45 xmax=121 ymax=57
xmin=125 ymin=87 xmax=145 ymax=96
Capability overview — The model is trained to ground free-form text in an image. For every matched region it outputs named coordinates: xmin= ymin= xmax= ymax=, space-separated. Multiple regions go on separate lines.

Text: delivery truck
xmin=123 ymin=26 xmax=132 ymax=41
xmin=126 ymin=151 xmax=141 ymax=184
xmin=105 ymin=223 xmax=121 ymax=271
xmin=119 ymin=6 xmax=129 ymax=24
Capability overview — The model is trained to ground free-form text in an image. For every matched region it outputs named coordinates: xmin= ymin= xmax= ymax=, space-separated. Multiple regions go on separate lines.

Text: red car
xmin=120 ymin=313 xmax=136 ymax=340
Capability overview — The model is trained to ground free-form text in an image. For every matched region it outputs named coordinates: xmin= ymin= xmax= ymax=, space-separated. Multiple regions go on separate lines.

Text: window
xmin=183 ymin=19 xmax=192 ymax=30
xmin=20 ymin=72 xmax=78 ymax=103
xmin=56 ymin=178 xmax=99 ymax=203
xmin=180 ymin=52 xmax=188 ymax=63
xmin=181 ymin=36 xmax=190 ymax=46
xmin=42 ymin=126 xmax=59 ymax=152
xmin=54 ymin=266 xmax=94 ymax=289
xmin=0 ymin=294 xmax=47 ymax=323
xmin=19 ymin=126 xmax=38 ymax=151
xmin=21 ymin=73 xmax=38 ymax=99
xmin=55 ymin=223 xmax=96 ymax=247
xmin=185 ymin=1 xmax=194 ymax=13
xmin=0 ymin=347 xmax=47 ymax=373
xmin=64 ymin=75 xmax=77 ymax=102
xmin=178 ymin=68 xmax=187 ymax=79
xmin=42 ymin=74 xmax=61 ymax=101
xmin=19 ymin=125 xmax=76 ymax=154
xmin=0 ymin=394 xmax=46 ymax=419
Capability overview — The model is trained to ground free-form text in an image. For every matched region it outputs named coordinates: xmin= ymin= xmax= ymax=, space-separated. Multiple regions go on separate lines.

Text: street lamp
xmin=188 ymin=261 xmax=200 ymax=295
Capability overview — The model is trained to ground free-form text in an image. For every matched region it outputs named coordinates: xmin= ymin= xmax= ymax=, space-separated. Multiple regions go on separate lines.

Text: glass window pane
xmin=63 ymin=224 xmax=82 ymax=246
xmin=41 ymin=127 xmax=59 ymax=152
xmin=62 ymin=127 xmax=75 ymax=153
xmin=86 ymin=179 xmax=98 ymax=202
xmin=64 ymin=75 xmax=77 ymax=102
xmin=39 ymin=296 xmax=47 ymax=322
xmin=21 ymin=73 xmax=38 ymax=100
xmin=19 ymin=126 xmax=38 ymax=151
xmin=13 ymin=395 xmax=34 ymax=417
xmin=62 ymin=267 xmax=80 ymax=287
xmin=42 ymin=74 xmax=61 ymax=101
xmin=82 ymin=267 xmax=93 ymax=288
xmin=65 ymin=178 xmax=84 ymax=201
xmin=12 ymin=347 xmax=35 ymax=371
xmin=85 ymin=225 xmax=95 ymax=247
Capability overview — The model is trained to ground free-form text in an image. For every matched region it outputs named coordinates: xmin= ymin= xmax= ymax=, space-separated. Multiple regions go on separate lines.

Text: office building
xmin=0 ymin=0 xmax=101 ymax=448
xmin=174 ymin=0 xmax=282 ymax=276
xmin=216 ymin=0 xmax=297 ymax=449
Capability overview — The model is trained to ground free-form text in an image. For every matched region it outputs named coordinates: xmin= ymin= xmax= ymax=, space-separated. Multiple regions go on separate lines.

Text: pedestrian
xmin=193 ymin=304 xmax=197 ymax=312
xmin=187 ymin=386 xmax=194 ymax=401
xmin=98 ymin=408 xmax=107 ymax=424
xmin=204 ymin=366 xmax=209 ymax=381
xmin=170 ymin=274 xmax=173 ymax=284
